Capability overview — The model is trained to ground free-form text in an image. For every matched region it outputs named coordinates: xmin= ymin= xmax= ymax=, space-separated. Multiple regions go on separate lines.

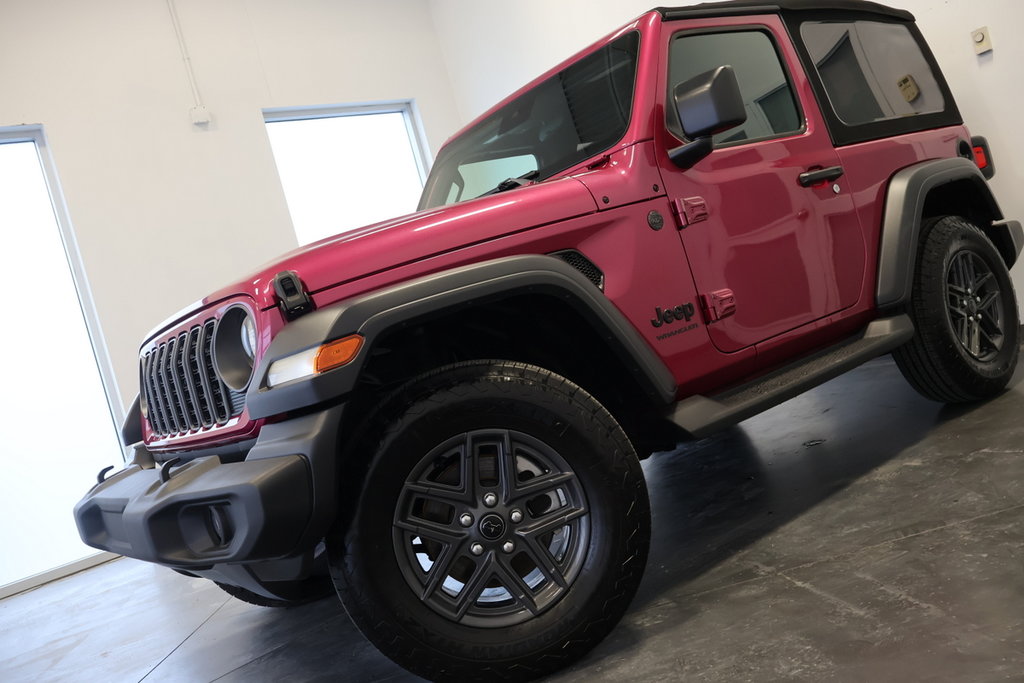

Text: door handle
xmin=798 ymin=165 xmax=844 ymax=187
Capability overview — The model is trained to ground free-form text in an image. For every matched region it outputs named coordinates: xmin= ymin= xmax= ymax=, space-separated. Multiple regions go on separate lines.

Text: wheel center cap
xmin=479 ymin=513 xmax=506 ymax=540
xmin=968 ymin=299 xmax=979 ymax=315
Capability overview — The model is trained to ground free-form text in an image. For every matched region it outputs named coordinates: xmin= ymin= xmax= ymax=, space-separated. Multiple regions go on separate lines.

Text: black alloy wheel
xmin=393 ymin=428 xmax=590 ymax=628
xmin=329 ymin=361 xmax=650 ymax=682
xmin=945 ymin=249 xmax=1006 ymax=361
xmin=894 ymin=215 xmax=1019 ymax=402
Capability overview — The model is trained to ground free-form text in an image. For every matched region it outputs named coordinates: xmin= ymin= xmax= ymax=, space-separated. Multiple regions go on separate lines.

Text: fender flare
xmin=245 ymin=255 xmax=677 ymax=419
xmin=876 ymin=157 xmax=1021 ymax=309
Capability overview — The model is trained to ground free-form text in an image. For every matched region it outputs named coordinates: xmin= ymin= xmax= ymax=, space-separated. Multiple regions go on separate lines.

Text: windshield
xmin=419 ymin=31 xmax=640 ymax=210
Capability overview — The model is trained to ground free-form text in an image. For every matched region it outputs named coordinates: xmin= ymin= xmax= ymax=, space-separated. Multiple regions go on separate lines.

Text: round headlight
xmin=241 ymin=314 xmax=257 ymax=361
xmin=138 ymin=366 xmax=149 ymax=419
xmin=214 ymin=306 xmax=257 ymax=392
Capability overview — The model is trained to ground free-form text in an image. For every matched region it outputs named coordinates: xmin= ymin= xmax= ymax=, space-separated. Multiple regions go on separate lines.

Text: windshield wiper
xmin=485 ymin=170 xmax=540 ymax=196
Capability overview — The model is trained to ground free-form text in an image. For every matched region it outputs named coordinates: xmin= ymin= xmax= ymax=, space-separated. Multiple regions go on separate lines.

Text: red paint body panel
xmin=572 ymin=141 xmax=666 ymax=210
xmin=836 ymin=125 xmax=971 ymax=307
xmin=203 ymin=177 xmax=598 ymax=311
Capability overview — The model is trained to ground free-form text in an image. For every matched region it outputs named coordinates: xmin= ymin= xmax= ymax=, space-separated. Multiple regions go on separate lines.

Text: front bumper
xmin=74 ymin=404 xmax=345 ymax=569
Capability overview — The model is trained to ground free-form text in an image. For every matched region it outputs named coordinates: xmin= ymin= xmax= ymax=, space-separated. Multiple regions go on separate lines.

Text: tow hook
xmin=96 ymin=465 xmax=115 ymax=484
xmin=159 ymin=457 xmax=182 ymax=484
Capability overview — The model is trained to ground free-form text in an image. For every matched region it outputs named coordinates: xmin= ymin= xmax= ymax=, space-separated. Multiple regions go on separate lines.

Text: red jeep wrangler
xmin=76 ymin=1 xmax=1021 ymax=680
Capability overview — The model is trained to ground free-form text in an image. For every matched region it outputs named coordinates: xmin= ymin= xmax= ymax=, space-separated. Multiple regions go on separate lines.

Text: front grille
xmin=141 ymin=319 xmax=243 ymax=437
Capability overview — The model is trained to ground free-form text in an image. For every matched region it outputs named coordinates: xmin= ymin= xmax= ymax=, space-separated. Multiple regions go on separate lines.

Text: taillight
xmin=970 ymin=135 xmax=996 ymax=180
xmin=973 ymin=145 xmax=989 ymax=170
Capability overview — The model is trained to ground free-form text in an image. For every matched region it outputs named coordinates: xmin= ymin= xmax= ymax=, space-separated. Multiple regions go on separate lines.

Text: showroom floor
xmin=2 ymin=355 xmax=1022 ymax=682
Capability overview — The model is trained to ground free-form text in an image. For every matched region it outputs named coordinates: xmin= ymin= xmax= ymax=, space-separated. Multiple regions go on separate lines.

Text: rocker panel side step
xmin=669 ymin=315 xmax=915 ymax=439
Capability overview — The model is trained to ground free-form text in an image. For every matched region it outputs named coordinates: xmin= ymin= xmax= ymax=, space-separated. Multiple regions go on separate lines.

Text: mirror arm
xmin=668 ymin=136 xmax=713 ymax=170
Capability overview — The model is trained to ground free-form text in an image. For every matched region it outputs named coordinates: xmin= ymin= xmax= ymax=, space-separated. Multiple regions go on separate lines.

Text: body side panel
xmin=653 ymin=13 xmax=867 ymax=355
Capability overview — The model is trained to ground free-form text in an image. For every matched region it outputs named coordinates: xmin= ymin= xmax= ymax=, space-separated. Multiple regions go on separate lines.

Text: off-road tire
xmin=894 ymin=215 xmax=1019 ymax=402
xmin=329 ymin=361 xmax=650 ymax=682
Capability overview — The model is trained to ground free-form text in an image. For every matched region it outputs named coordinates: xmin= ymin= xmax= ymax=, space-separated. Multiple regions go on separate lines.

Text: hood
xmin=204 ymin=176 xmax=598 ymax=312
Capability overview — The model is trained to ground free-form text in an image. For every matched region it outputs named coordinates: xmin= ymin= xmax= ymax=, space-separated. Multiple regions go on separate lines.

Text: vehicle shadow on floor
xmin=562 ymin=356 xmax=1017 ymax=673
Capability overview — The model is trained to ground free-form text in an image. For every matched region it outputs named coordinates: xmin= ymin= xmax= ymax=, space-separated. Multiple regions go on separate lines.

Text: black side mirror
xmin=669 ymin=65 xmax=747 ymax=169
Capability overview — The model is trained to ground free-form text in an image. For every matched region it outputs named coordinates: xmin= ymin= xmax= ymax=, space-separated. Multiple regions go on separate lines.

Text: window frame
xmin=665 ymin=25 xmax=808 ymax=149
xmin=262 ymin=100 xmax=432 ymax=185
xmin=786 ymin=12 xmax=962 ymax=147
xmin=0 ymin=125 xmax=123 ymax=598
xmin=419 ymin=30 xmax=642 ymax=211
xmin=0 ymin=126 xmax=125 ymax=435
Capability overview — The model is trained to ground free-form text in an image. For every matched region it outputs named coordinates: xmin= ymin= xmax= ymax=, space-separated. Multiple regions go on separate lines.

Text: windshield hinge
xmin=586 ymin=155 xmax=612 ymax=170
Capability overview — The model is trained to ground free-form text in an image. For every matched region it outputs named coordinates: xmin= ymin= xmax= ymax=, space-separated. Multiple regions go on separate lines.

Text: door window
xmin=667 ymin=30 xmax=802 ymax=145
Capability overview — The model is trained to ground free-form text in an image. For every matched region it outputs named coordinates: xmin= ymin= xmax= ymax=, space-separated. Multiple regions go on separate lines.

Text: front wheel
xmin=330 ymin=361 xmax=650 ymax=682
xmin=894 ymin=215 xmax=1019 ymax=402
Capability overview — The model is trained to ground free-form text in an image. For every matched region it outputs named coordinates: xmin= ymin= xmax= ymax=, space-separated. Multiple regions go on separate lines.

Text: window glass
xmin=0 ymin=140 xmax=122 ymax=589
xmin=454 ymin=154 xmax=538 ymax=204
xmin=801 ymin=21 xmax=945 ymax=125
xmin=266 ymin=111 xmax=425 ymax=246
xmin=668 ymin=31 xmax=801 ymax=145
xmin=420 ymin=32 xmax=639 ymax=210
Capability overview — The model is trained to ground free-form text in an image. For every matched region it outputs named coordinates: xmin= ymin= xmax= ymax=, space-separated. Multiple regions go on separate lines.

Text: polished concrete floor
xmin=2 ymin=355 xmax=1023 ymax=682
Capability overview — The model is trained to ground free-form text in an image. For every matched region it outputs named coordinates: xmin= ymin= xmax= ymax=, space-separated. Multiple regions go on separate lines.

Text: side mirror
xmin=669 ymin=65 xmax=747 ymax=169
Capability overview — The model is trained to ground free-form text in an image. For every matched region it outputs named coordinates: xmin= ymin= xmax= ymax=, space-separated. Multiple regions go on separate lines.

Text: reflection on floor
xmin=2 ymin=356 xmax=1022 ymax=682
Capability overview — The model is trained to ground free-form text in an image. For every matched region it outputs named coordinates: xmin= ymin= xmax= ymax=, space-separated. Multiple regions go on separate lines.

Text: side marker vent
xmin=551 ymin=250 xmax=604 ymax=291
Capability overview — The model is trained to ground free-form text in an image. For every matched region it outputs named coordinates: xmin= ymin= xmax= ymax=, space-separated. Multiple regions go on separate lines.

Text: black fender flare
xmin=877 ymin=157 xmax=1022 ymax=309
xmin=245 ymin=255 xmax=677 ymax=419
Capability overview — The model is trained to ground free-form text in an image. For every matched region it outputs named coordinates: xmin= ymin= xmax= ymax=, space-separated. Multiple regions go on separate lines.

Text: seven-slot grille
xmin=141 ymin=319 xmax=245 ymax=437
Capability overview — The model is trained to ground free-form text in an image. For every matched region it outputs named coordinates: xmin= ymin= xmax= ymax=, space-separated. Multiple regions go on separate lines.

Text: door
xmin=657 ymin=22 xmax=865 ymax=353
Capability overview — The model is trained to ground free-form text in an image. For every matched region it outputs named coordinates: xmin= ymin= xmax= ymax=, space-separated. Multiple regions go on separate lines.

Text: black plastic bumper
xmin=74 ymin=404 xmax=345 ymax=569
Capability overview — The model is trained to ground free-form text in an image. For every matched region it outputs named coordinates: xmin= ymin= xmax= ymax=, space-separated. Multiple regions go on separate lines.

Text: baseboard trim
xmin=0 ymin=552 xmax=120 ymax=601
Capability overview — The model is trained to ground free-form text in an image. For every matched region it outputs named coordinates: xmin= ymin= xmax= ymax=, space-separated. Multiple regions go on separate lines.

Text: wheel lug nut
xmin=470 ymin=543 xmax=484 ymax=556
xmin=510 ymin=509 xmax=523 ymax=523
xmin=483 ymin=493 xmax=498 ymax=507
xmin=459 ymin=513 xmax=474 ymax=527
xmin=502 ymin=541 xmax=515 ymax=553
xmin=977 ymin=297 xmax=982 ymax=303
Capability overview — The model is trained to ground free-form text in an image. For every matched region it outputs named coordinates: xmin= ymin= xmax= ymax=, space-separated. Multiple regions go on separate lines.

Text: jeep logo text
xmin=651 ymin=303 xmax=696 ymax=328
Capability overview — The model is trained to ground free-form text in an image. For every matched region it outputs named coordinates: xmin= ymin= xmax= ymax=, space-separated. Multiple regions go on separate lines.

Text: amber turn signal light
xmin=314 ymin=335 xmax=364 ymax=373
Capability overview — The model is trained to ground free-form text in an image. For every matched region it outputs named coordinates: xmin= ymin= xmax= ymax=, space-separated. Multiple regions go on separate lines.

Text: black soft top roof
xmin=655 ymin=0 xmax=914 ymax=22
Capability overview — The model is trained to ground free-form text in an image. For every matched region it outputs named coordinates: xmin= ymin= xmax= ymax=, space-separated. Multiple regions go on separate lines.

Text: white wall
xmin=428 ymin=0 xmax=1024 ymax=294
xmin=0 ymin=0 xmax=461 ymax=413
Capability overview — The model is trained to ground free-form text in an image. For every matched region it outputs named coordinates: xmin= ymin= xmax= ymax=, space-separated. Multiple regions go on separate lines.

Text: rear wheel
xmin=894 ymin=215 xmax=1019 ymax=401
xmin=330 ymin=361 xmax=649 ymax=682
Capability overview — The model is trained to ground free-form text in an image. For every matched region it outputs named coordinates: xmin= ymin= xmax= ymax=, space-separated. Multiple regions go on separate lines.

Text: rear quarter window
xmin=801 ymin=21 xmax=944 ymax=125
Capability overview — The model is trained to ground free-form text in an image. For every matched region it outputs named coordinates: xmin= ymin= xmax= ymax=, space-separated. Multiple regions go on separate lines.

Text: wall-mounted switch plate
xmin=190 ymin=105 xmax=211 ymax=125
xmin=972 ymin=27 xmax=993 ymax=55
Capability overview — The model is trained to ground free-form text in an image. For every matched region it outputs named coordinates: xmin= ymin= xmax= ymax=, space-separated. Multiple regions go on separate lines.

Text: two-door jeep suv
xmin=76 ymin=1 xmax=1022 ymax=680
